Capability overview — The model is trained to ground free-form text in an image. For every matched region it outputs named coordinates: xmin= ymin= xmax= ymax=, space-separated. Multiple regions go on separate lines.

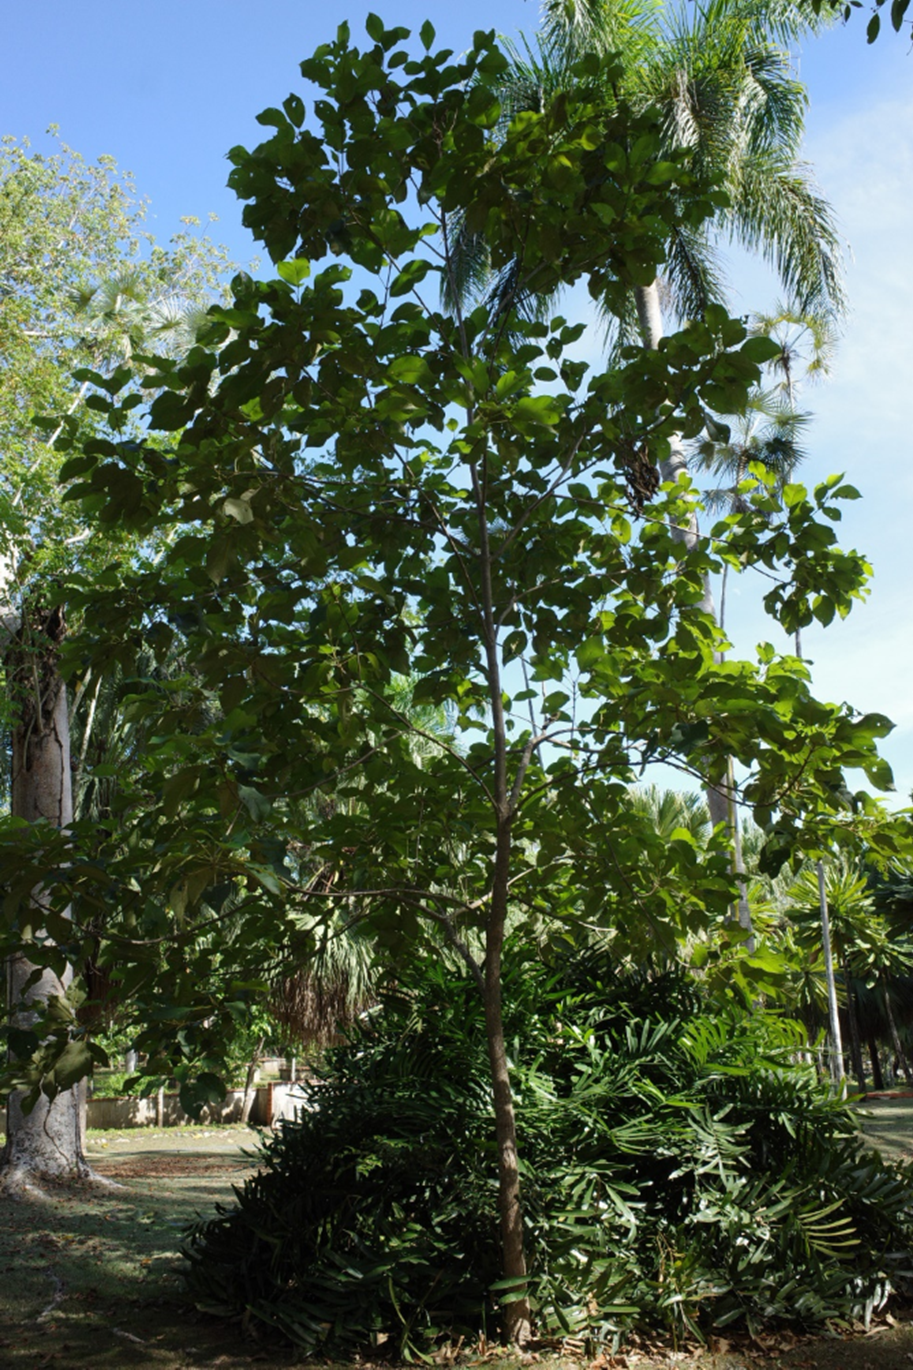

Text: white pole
xmin=818 ymin=859 xmax=845 ymax=1088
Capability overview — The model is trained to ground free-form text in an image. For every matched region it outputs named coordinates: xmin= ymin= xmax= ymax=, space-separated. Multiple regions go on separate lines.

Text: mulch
xmin=92 ymin=1154 xmax=255 ymax=1179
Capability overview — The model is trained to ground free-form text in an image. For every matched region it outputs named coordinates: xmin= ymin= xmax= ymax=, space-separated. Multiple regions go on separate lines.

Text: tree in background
xmin=0 ymin=133 xmax=231 ymax=1185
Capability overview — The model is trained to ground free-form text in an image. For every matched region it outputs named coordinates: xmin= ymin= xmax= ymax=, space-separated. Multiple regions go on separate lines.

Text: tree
xmin=5 ymin=20 xmax=900 ymax=1334
xmin=448 ymin=0 xmax=846 ymax=956
xmin=0 ymin=135 xmax=230 ymax=1183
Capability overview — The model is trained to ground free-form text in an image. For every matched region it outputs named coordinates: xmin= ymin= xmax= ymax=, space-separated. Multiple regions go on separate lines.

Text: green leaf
xmin=50 ymin=1039 xmax=94 ymax=1090
xmin=283 ymin=93 xmax=306 ymax=128
xmin=419 ymin=19 xmax=435 ymax=49
xmin=739 ymin=336 xmax=781 ymax=364
xmin=238 ymin=784 xmax=272 ymax=822
xmin=277 ymin=258 xmax=311 ymax=286
xmin=389 ymin=259 xmax=431 ymax=297
xmin=365 ymin=12 xmax=384 ymax=42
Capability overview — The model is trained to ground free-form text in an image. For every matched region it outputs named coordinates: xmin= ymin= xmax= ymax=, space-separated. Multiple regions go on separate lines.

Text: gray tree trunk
xmin=818 ymin=860 xmax=845 ymax=1088
xmin=635 ymin=280 xmax=753 ymax=943
xmin=240 ymin=1035 xmax=266 ymax=1125
xmin=2 ymin=606 xmax=90 ymax=1183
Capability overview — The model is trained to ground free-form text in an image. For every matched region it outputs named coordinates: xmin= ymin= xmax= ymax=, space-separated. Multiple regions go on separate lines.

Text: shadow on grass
xmin=0 ymin=1138 xmax=300 ymax=1368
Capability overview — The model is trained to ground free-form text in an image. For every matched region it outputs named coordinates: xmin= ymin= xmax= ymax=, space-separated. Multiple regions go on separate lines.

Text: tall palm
xmin=537 ymin=0 xmax=844 ymax=349
xmin=453 ymin=0 xmax=844 ymax=839
xmin=693 ymin=386 xmax=810 ymax=633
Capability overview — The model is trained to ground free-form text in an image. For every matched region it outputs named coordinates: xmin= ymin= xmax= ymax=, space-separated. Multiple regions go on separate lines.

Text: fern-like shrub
xmin=183 ymin=949 xmax=913 ymax=1355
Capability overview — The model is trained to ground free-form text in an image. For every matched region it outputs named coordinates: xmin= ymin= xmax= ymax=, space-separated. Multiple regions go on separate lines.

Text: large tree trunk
xmin=2 ymin=605 xmax=90 ymax=1184
xmin=635 ymin=280 xmax=753 ymax=945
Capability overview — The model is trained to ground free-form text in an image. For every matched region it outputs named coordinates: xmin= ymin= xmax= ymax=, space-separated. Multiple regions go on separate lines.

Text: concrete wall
xmin=84 ymin=1081 xmax=308 ymax=1131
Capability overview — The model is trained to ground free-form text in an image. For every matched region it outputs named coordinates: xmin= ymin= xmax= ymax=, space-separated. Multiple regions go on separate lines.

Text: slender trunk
xmin=818 ymin=861 xmax=845 ymax=1087
xmin=841 ymin=952 xmax=868 ymax=1096
xmin=882 ymin=978 xmax=913 ymax=1087
xmin=240 ymin=1035 xmax=266 ymax=1125
xmin=484 ymin=894 xmax=529 ymax=1345
xmin=470 ymin=452 xmax=531 ymax=1345
xmin=635 ymin=280 xmax=752 ymax=945
xmin=868 ymin=1034 xmax=884 ymax=1091
xmin=3 ymin=606 xmax=89 ymax=1183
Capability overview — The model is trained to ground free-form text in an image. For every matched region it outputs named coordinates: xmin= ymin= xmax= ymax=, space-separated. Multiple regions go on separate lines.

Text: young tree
xmin=6 ymin=20 xmax=900 ymax=1329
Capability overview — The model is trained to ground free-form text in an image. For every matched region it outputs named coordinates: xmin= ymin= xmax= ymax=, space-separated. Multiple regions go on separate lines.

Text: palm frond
xmin=662 ymin=221 xmax=729 ymax=322
xmin=540 ymin=0 xmax=663 ymax=68
xmin=726 ymin=153 xmax=846 ymax=319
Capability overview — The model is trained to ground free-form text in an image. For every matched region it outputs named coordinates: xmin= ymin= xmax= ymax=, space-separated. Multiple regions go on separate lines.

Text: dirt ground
xmin=0 ymin=1102 xmax=911 ymax=1369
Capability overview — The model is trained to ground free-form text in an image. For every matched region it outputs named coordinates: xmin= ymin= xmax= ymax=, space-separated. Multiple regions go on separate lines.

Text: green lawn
xmin=856 ymin=1094 xmax=913 ymax=1167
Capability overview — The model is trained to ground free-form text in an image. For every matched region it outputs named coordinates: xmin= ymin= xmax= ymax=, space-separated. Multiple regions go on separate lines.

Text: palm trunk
xmin=635 ymin=279 xmax=752 ymax=944
xmin=3 ymin=605 xmax=89 ymax=1184
xmin=818 ymin=861 xmax=845 ymax=1087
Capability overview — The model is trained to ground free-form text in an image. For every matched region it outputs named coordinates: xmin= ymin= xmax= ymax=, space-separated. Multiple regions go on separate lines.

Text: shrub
xmin=183 ymin=948 xmax=913 ymax=1355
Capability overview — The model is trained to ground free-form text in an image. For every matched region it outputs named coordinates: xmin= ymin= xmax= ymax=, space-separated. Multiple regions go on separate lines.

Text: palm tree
xmin=784 ymin=858 xmax=912 ymax=1094
xmin=449 ymin=0 xmax=844 ymax=880
xmin=693 ymin=386 xmax=810 ymax=634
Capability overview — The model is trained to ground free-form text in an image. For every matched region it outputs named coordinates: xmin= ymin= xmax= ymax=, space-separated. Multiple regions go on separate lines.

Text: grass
xmin=0 ymin=1106 xmax=911 ymax=1368
xmin=855 ymin=1095 xmax=913 ymax=1167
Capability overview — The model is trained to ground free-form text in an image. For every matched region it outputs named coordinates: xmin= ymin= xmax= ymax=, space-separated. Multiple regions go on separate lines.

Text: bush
xmin=183 ymin=948 xmax=913 ymax=1355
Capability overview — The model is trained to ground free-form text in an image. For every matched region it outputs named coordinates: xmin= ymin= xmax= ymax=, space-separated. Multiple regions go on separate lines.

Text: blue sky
xmin=3 ymin=2 xmax=911 ymax=801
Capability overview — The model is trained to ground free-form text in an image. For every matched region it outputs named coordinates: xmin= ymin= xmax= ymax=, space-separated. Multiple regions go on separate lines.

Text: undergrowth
xmin=183 ymin=948 xmax=913 ymax=1356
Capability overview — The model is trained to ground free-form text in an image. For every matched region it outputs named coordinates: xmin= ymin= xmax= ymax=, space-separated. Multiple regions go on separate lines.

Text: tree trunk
xmin=2 ymin=606 xmax=90 ymax=1183
xmin=841 ymin=952 xmax=868 ymax=1096
xmin=882 ymin=978 xmax=913 ymax=1087
xmin=818 ymin=861 xmax=845 ymax=1087
xmin=470 ymin=453 xmax=531 ymax=1346
xmin=240 ymin=1035 xmax=266 ymax=1125
xmin=635 ymin=279 xmax=753 ymax=946
xmin=867 ymin=1034 xmax=884 ymax=1092
xmin=484 ymin=905 xmax=530 ymax=1346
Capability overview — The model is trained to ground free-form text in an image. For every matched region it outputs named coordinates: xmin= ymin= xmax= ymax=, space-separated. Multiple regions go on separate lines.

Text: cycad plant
xmin=184 ymin=946 xmax=913 ymax=1355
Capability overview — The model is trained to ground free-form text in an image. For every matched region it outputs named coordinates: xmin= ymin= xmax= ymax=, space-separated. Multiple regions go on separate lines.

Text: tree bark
xmin=484 ymin=853 xmax=530 ymax=1346
xmin=867 ymin=1034 xmax=884 ymax=1092
xmin=2 ymin=606 xmax=90 ymax=1183
xmin=470 ymin=450 xmax=532 ymax=1345
xmin=240 ymin=1035 xmax=266 ymax=1125
xmin=818 ymin=861 xmax=845 ymax=1087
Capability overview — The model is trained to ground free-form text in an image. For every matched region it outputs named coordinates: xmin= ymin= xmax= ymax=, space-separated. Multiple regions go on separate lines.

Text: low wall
xmin=85 ymin=1081 xmax=307 ymax=1130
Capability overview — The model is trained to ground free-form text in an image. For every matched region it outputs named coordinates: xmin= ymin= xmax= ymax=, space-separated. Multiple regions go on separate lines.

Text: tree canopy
xmin=0 ymin=13 xmax=908 ymax=1322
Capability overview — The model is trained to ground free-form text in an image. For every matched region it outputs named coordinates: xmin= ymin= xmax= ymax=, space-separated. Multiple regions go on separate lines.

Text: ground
xmin=0 ymin=1101 xmax=911 ymax=1369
